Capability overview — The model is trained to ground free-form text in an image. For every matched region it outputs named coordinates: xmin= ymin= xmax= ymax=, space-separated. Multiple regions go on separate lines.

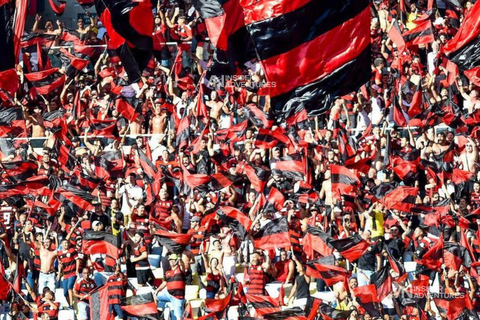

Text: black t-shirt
xmin=386 ymin=236 xmax=405 ymax=260
xmin=196 ymin=150 xmax=210 ymax=174
xmin=357 ymin=242 xmax=380 ymax=271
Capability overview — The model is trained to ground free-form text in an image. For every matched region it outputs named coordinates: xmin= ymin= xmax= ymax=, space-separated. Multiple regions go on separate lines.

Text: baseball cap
xmin=169 ymin=254 xmax=179 ymax=261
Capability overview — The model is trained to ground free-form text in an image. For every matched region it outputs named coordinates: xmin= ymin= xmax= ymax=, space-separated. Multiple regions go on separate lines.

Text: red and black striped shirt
xmin=107 ymin=274 xmax=127 ymax=305
xmin=74 ymin=277 xmax=96 ymax=302
xmin=246 ymin=265 xmax=266 ymax=295
xmin=165 ymin=267 xmax=186 ymax=300
xmin=133 ymin=242 xmax=150 ymax=269
xmin=58 ymin=248 xmax=78 ymax=279
xmin=188 ymin=227 xmax=206 ymax=255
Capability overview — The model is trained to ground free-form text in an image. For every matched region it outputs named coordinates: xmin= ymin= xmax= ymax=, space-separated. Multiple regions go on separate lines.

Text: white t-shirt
xmin=118 ymin=184 xmax=144 ymax=215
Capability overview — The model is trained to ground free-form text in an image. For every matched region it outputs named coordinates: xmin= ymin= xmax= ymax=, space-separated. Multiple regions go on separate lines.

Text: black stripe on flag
xmin=246 ymin=0 xmax=368 ymax=61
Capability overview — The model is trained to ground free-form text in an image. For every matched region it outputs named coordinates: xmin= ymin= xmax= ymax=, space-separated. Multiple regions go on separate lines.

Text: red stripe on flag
xmin=261 ymin=7 xmax=370 ymax=97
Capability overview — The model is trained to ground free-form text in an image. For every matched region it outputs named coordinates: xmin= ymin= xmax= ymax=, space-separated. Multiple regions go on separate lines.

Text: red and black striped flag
xmin=209 ymin=171 xmax=239 ymax=191
xmin=217 ymin=206 xmax=252 ymax=238
xmin=1 ymin=160 xmax=37 ymax=182
xmin=20 ymin=33 xmax=56 ymax=53
xmin=57 ymin=143 xmax=77 ymax=172
xmin=115 ymin=96 xmax=141 ymax=122
xmin=57 ymin=48 xmax=89 ymax=79
xmin=94 ymin=0 xmax=153 ymax=83
xmin=204 ymin=292 xmax=232 ymax=317
xmin=417 ymin=235 xmax=443 ymax=271
xmin=236 ymin=161 xmax=270 ymax=193
xmin=352 ymin=284 xmax=381 ymax=317
xmin=137 ymin=147 xmax=157 ymax=179
xmin=73 ymin=168 xmax=102 ymax=191
xmin=176 ymin=116 xmax=190 ymax=151
xmin=245 ymin=294 xmax=281 ymax=316
xmin=372 ymin=265 xmax=392 ymax=302
xmin=443 ymin=0 xmax=480 ymax=71
xmin=262 ymin=307 xmax=305 ymax=320
xmin=82 ymin=230 xmax=120 ymax=259
xmin=25 ymin=68 xmax=65 ymax=95
xmin=330 ymin=165 xmax=360 ymax=199
xmin=0 ymin=107 xmax=25 ymax=137
xmin=36 ymin=41 xmax=52 ymax=71
xmin=121 ymin=293 xmax=158 ymax=320
xmin=239 ymin=0 xmax=370 ymax=121
xmin=265 ymin=187 xmax=285 ymax=212
xmin=0 ymin=0 xmax=15 ymax=71
xmin=254 ymin=128 xmax=289 ymax=149
xmin=216 ymin=120 xmax=248 ymax=142
xmin=94 ymin=150 xmax=124 ymax=179
xmin=252 ymin=217 xmax=291 ymax=250
xmin=153 ymin=227 xmax=192 ymax=254
xmin=387 ymin=19 xmax=405 ymax=53
xmin=245 ymin=103 xmax=274 ymax=129
xmin=191 ymin=0 xmax=255 ymax=75
xmin=380 ymin=186 xmax=418 ymax=213
xmin=433 ymin=294 xmax=477 ymax=320
xmin=273 ymin=157 xmax=305 ymax=181
xmin=56 ymin=184 xmax=96 ymax=215
xmin=328 ymin=234 xmax=369 ymax=262
xmin=48 ymin=0 xmax=66 ymax=15
xmin=319 ymin=304 xmax=353 ymax=320
xmin=88 ymin=286 xmax=112 ymax=320
xmin=306 ymin=259 xmax=348 ymax=286
xmin=60 ymin=30 xmax=97 ymax=59
xmin=89 ymin=118 xmax=119 ymax=139
xmin=403 ymin=20 xmax=435 ymax=47
xmin=303 ymin=225 xmax=334 ymax=258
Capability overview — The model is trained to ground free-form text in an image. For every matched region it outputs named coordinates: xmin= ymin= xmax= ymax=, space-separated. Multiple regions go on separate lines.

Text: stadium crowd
xmin=1 ymin=0 xmax=480 ymax=319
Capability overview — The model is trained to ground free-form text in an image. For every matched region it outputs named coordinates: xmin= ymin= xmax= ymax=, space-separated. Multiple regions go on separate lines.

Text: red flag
xmin=14 ymin=0 xmax=28 ymax=63
xmin=267 ymin=187 xmax=285 ymax=211
xmin=465 ymin=66 xmax=480 ymax=87
xmin=387 ymin=20 xmax=405 ymax=52
xmin=48 ymin=0 xmax=66 ymax=15
xmin=0 ymin=69 xmax=19 ymax=101
xmin=353 ymin=284 xmax=378 ymax=303
xmin=380 ymin=186 xmax=418 ymax=213
xmin=403 ymin=20 xmax=435 ymax=46
xmin=443 ymin=0 xmax=480 ymax=55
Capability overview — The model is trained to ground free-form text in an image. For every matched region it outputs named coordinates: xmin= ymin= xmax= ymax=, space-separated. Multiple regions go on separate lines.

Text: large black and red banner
xmin=94 ymin=0 xmax=153 ymax=83
xmin=238 ymin=0 xmax=371 ymax=120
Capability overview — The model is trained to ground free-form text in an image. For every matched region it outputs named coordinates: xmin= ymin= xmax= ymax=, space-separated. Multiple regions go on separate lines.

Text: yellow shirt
xmin=369 ymin=209 xmax=384 ymax=238
xmin=406 ymin=13 xmax=418 ymax=31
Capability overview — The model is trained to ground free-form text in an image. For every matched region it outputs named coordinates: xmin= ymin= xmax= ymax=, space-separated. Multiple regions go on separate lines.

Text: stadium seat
xmin=185 ymin=285 xmax=199 ymax=301
xmin=58 ymin=309 xmax=75 ymax=320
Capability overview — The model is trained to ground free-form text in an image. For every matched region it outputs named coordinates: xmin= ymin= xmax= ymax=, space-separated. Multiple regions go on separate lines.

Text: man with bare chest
xmin=38 ymin=237 xmax=57 ymax=293
xmin=150 ymin=105 xmax=168 ymax=134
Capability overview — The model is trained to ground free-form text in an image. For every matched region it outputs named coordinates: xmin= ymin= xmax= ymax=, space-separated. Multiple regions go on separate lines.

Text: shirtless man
xmin=458 ymin=138 xmax=478 ymax=173
xmin=129 ymin=114 xmax=144 ymax=135
xmin=38 ymin=237 xmax=58 ymax=294
xmin=458 ymin=79 xmax=480 ymax=114
xmin=206 ymin=90 xmax=224 ymax=122
xmin=319 ymin=170 xmax=334 ymax=206
xmin=150 ymin=105 xmax=168 ymax=134
xmin=76 ymin=12 xmax=95 ymax=37
xmin=32 ymin=14 xmax=63 ymax=36
xmin=432 ymin=132 xmax=450 ymax=155
xmin=24 ymin=105 xmax=46 ymax=137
